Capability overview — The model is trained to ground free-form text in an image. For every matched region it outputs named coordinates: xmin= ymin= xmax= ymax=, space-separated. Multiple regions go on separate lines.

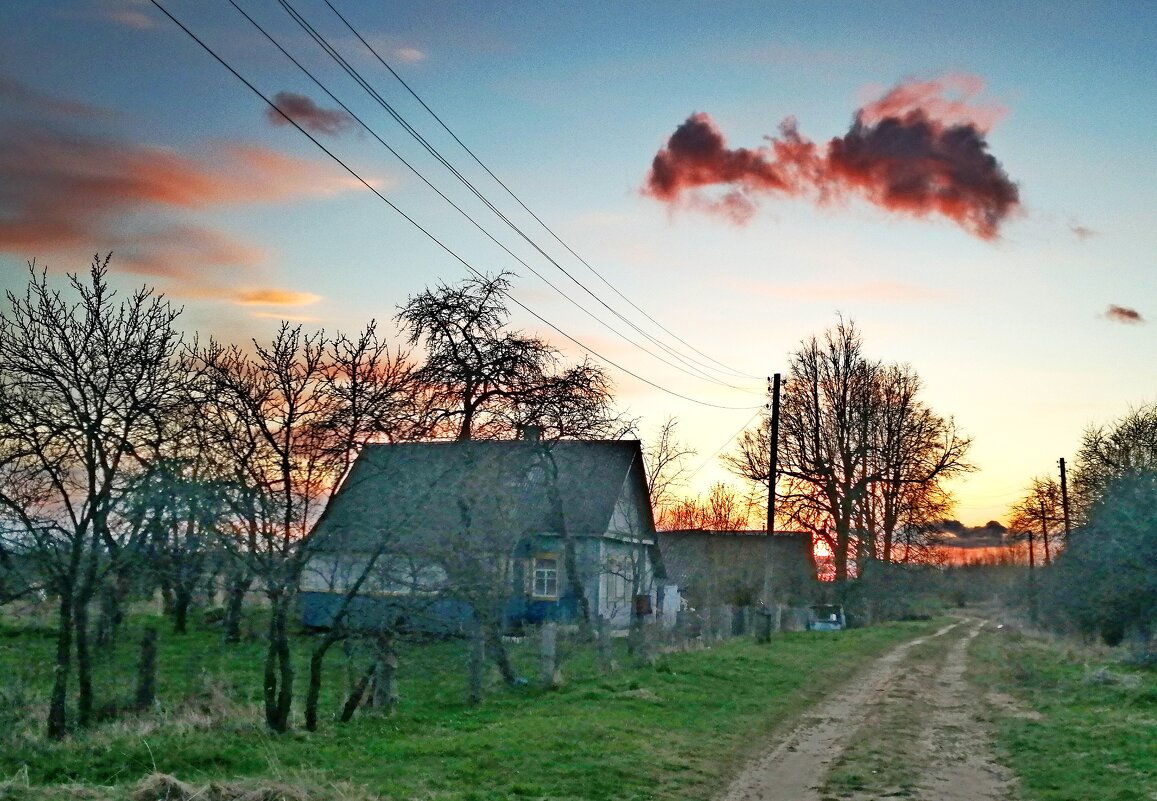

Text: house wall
xmin=606 ymin=467 xmax=653 ymax=541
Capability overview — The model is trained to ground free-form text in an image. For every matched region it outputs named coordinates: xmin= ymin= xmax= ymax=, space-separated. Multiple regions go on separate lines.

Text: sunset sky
xmin=1 ymin=1 xmax=1154 ymax=526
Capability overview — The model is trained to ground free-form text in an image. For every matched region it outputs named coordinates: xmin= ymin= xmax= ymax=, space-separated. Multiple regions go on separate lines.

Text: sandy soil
xmin=719 ymin=618 xmax=1017 ymax=801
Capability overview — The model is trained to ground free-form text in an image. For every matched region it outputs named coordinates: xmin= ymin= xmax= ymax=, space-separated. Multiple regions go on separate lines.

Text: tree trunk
xmin=338 ymin=663 xmax=376 ymax=723
xmin=561 ymin=533 xmax=594 ymax=641
xmin=74 ymin=598 xmax=94 ymax=728
xmin=263 ymin=598 xmax=294 ymax=732
xmin=486 ymin=619 xmax=518 ymax=686
xmin=539 ymin=622 xmax=559 ymax=689
xmin=222 ymin=573 xmax=249 ymax=644
xmin=595 ymin=615 xmax=616 ymax=673
xmin=305 ymin=628 xmax=347 ymax=732
xmin=135 ymin=627 xmax=158 ymax=710
xmin=47 ymin=591 xmax=73 ymax=739
xmin=372 ymin=633 xmax=399 ymax=715
xmin=467 ymin=621 xmax=486 ymax=706
xmin=159 ymin=578 xmax=175 ymax=617
xmin=172 ymin=586 xmax=192 ymax=635
xmin=95 ymin=581 xmax=120 ymax=648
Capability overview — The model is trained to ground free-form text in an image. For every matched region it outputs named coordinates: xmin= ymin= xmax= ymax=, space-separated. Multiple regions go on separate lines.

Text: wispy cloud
xmin=0 ymin=75 xmax=361 ymax=297
xmin=1070 ymin=222 xmax=1096 ymax=240
xmin=234 ymin=288 xmax=322 ymax=307
xmin=745 ymin=280 xmax=947 ymax=303
xmin=99 ymin=1 xmax=156 ymax=30
xmin=644 ymin=74 xmax=1019 ymax=239
xmin=1104 ymin=305 xmax=1144 ymax=324
xmin=394 ymin=47 xmax=426 ymax=63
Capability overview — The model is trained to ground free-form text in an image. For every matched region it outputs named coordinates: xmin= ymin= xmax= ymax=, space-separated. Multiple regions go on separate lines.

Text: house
xmin=657 ymin=529 xmax=816 ymax=611
xmin=300 ymin=435 xmax=661 ymax=633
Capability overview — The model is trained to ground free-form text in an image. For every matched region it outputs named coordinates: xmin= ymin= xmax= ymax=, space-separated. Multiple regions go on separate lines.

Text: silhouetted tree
xmin=194 ymin=322 xmax=417 ymax=732
xmin=0 ymin=257 xmax=184 ymax=738
xmin=397 ymin=273 xmax=629 ymax=441
xmin=1008 ymin=476 xmax=1064 ymax=567
xmin=726 ymin=320 xmax=970 ymax=580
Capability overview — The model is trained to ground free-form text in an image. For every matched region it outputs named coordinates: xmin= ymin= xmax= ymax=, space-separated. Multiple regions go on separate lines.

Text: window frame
xmin=531 ymin=554 xmax=560 ymax=600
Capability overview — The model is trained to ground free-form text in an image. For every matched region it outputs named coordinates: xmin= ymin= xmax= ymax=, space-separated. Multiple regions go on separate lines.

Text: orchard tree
xmin=194 ymin=321 xmax=417 ymax=732
xmin=0 ymin=257 xmax=184 ymax=738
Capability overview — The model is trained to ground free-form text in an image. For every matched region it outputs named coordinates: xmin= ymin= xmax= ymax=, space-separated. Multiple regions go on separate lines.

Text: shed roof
xmin=309 ymin=439 xmax=652 ymax=553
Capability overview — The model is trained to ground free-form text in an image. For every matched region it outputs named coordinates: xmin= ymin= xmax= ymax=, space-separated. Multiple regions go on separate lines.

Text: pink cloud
xmin=644 ymin=74 xmax=1019 ymax=240
xmin=1104 ymin=305 xmax=1144 ymax=325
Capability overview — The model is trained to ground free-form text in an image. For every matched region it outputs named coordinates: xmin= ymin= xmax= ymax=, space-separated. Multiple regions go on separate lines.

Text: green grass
xmin=0 ymin=609 xmax=942 ymax=800
xmin=970 ymin=627 xmax=1157 ymax=801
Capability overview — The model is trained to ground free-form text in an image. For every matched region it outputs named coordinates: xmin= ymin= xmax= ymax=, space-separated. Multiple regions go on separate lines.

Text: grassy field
xmin=970 ymin=626 xmax=1157 ymax=801
xmin=0 ymin=609 xmax=939 ymax=801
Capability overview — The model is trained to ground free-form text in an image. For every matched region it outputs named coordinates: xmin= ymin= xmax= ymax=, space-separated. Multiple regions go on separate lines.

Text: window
xmin=532 ymin=556 xmax=559 ymax=599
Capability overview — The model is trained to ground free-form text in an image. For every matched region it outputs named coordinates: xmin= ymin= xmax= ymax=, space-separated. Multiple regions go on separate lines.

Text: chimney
xmin=520 ymin=424 xmax=542 ymax=442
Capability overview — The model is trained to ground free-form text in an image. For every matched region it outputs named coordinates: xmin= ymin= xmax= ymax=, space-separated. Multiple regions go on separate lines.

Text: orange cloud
xmin=0 ymin=75 xmax=362 ymax=297
xmin=234 ymin=288 xmax=322 ymax=307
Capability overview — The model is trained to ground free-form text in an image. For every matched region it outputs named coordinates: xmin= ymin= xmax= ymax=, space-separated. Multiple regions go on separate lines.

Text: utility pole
xmin=1058 ymin=457 xmax=1072 ymax=542
xmin=760 ymin=372 xmax=783 ymax=636
xmin=1039 ymin=499 xmax=1051 ymax=566
xmin=766 ymin=373 xmax=781 ymax=534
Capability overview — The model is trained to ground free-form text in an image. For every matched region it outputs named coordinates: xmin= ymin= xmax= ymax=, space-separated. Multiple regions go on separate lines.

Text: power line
xmin=225 ymin=0 xmax=750 ymax=395
xmin=147 ymin=0 xmax=762 ymax=413
xmin=309 ymin=0 xmax=763 ymax=384
xmin=685 ymin=409 xmax=764 ymax=482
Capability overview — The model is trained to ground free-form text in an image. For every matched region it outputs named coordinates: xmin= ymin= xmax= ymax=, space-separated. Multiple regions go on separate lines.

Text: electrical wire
xmin=684 ymin=408 xmax=765 ymax=482
xmin=294 ymin=0 xmax=764 ymax=385
xmin=228 ymin=0 xmax=758 ymax=395
xmin=147 ymin=0 xmax=763 ymax=413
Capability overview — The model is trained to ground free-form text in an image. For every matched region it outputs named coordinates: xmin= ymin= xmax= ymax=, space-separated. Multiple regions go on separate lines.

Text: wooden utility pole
xmin=766 ymin=373 xmax=781 ymax=534
xmin=1058 ymin=457 xmax=1072 ymax=542
xmin=1039 ymin=499 xmax=1051 ymax=566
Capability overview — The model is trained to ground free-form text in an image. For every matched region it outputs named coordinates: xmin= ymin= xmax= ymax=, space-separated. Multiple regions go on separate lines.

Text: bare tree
xmin=397 ymin=273 xmax=629 ymax=441
xmin=0 ymin=257 xmax=184 ymax=738
xmin=725 ymin=320 xmax=970 ymax=581
xmin=643 ymin=416 xmax=696 ymax=529
xmin=727 ymin=320 xmax=879 ymax=582
xmin=859 ymin=363 xmax=972 ymax=564
xmin=194 ymin=321 xmax=417 ymax=732
xmin=1008 ymin=476 xmax=1064 ymax=567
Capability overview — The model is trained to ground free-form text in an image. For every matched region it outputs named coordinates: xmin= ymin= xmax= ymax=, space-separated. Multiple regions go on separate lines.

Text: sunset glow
xmin=1 ymin=2 xmax=1153 ymax=528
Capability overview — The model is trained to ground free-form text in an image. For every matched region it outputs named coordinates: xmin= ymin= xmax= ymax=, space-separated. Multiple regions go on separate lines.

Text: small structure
xmin=300 ymin=436 xmax=661 ymax=632
xmin=658 ymin=529 xmax=816 ymax=610
xmin=807 ymin=604 xmax=846 ymax=631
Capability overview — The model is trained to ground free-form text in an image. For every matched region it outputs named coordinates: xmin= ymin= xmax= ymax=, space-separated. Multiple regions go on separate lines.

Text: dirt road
xmin=719 ymin=618 xmax=1016 ymax=801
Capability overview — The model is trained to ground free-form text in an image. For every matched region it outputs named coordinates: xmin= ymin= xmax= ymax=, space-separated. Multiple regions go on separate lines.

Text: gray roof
xmin=309 ymin=439 xmax=653 ymax=553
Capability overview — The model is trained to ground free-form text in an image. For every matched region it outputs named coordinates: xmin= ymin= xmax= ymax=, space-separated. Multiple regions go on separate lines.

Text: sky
xmin=1 ymin=0 xmax=1154 ymax=527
